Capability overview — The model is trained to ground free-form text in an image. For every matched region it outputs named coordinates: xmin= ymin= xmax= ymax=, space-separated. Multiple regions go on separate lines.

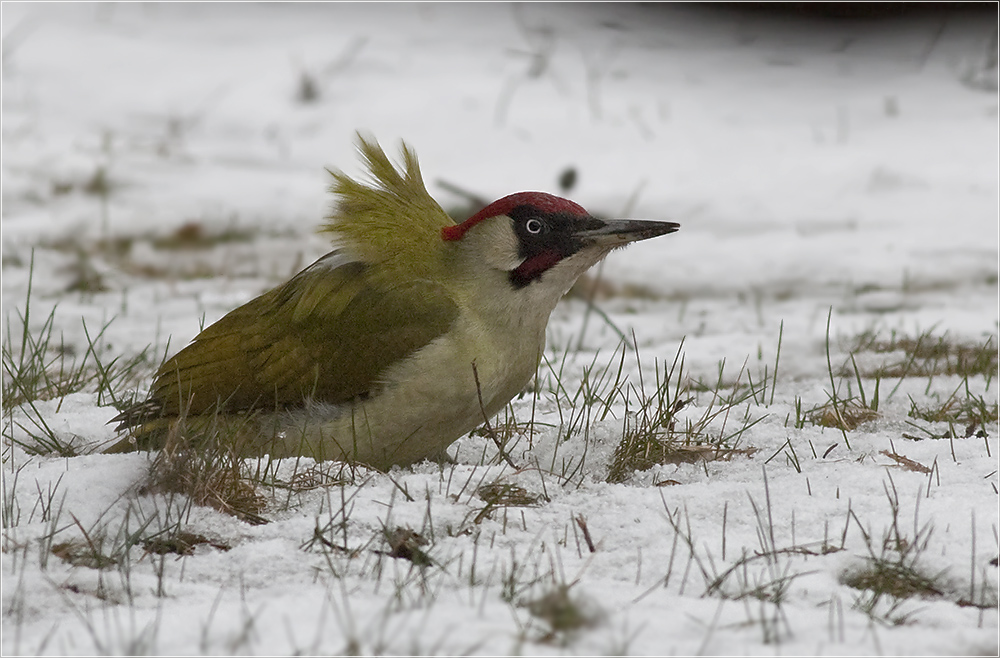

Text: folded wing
xmin=125 ymin=251 xmax=458 ymax=424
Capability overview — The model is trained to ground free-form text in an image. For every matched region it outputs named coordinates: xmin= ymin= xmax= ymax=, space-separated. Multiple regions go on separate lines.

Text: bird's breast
xmin=388 ymin=310 xmax=543 ymax=418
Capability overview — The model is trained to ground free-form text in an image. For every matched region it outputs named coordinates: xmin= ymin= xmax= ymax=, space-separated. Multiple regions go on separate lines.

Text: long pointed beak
xmin=575 ymin=217 xmax=680 ymax=247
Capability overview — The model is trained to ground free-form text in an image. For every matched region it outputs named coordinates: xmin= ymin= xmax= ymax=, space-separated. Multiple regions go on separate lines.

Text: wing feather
xmin=146 ymin=252 xmax=458 ymax=417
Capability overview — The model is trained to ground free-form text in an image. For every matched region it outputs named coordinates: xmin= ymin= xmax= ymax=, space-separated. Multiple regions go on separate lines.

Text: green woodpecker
xmin=111 ymin=135 xmax=678 ymax=469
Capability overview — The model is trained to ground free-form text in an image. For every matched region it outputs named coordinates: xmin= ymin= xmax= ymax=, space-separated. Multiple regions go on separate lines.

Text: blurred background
xmin=2 ymin=3 xmax=996 ymax=352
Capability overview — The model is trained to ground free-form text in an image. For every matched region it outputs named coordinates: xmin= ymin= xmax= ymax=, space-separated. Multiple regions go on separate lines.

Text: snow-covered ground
xmin=2 ymin=3 xmax=997 ymax=655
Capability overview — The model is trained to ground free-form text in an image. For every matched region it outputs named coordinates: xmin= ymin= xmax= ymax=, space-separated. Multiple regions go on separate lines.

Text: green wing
xmin=148 ymin=254 xmax=459 ymax=417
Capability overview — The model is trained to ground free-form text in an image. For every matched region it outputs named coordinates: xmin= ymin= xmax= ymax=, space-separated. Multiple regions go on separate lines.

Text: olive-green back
xmin=150 ymin=262 xmax=458 ymax=414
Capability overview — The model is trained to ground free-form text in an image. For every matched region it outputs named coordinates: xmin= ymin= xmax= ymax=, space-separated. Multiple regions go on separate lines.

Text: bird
xmin=109 ymin=134 xmax=679 ymax=469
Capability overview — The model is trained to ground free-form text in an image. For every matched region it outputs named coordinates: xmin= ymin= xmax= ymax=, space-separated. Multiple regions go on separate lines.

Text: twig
xmin=574 ymin=514 xmax=596 ymax=553
xmin=471 ymin=362 xmax=517 ymax=468
xmin=436 ymin=179 xmax=488 ymax=208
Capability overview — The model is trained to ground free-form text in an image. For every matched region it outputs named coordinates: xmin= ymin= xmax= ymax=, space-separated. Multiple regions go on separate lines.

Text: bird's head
xmin=442 ymin=191 xmax=678 ymax=305
xmin=324 ymin=135 xmax=678 ymax=317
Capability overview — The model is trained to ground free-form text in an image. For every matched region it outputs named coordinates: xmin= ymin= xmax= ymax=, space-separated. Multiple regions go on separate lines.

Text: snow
xmin=2 ymin=3 xmax=997 ymax=655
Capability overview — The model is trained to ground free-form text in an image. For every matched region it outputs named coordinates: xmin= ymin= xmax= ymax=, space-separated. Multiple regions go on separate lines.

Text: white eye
xmin=525 ymin=218 xmax=543 ymax=234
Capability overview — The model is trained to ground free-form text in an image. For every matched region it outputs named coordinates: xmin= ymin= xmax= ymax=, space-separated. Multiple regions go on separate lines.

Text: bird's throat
xmin=509 ymin=249 xmax=563 ymax=289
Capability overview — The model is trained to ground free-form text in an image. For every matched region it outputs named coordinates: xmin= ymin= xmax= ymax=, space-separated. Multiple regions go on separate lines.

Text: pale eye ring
xmin=525 ymin=218 xmax=544 ymax=234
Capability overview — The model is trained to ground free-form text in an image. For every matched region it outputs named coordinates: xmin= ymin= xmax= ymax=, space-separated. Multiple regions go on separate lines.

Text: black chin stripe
xmin=509 ymin=270 xmax=533 ymax=289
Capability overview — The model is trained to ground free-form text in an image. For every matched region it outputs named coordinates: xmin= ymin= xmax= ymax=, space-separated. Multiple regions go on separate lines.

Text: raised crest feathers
xmin=323 ymin=134 xmax=453 ymax=278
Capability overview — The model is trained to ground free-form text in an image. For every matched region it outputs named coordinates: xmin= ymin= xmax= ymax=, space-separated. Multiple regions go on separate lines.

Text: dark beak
xmin=575 ymin=217 xmax=680 ymax=247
